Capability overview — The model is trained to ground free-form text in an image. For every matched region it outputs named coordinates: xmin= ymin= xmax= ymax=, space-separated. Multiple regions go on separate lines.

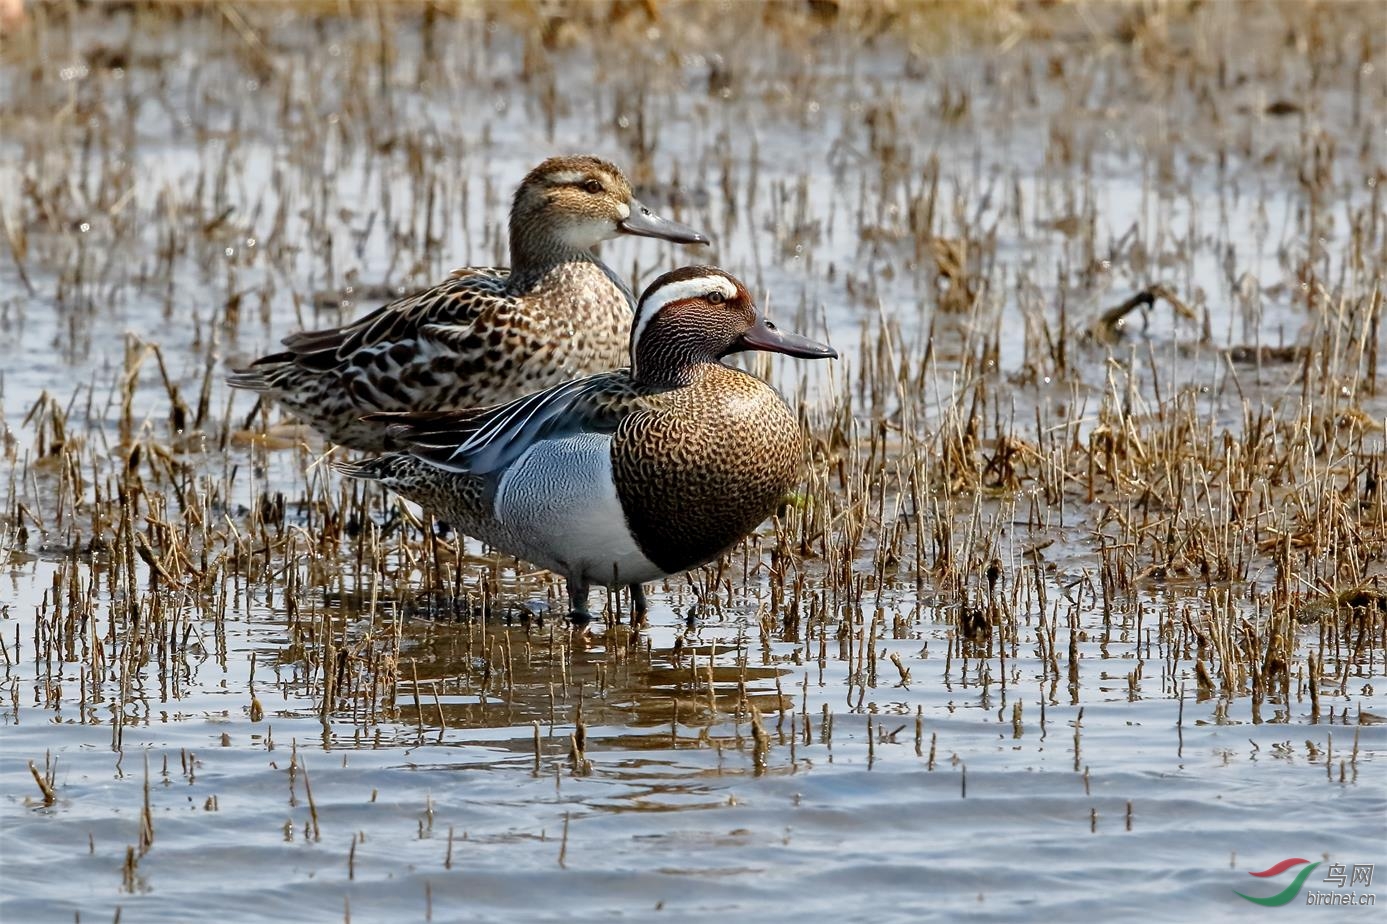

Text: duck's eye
xmin=706 ymin=290 xmax=726 ymax=304
xmin=582 ymin=179 xmax=604 ymax=195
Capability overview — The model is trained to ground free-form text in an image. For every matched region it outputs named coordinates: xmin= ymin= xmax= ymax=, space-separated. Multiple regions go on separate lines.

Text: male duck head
xmin=629 ymin=266 xmax=837 ymax=384
xmin=511 ymin=155 xmax=709 ymax=258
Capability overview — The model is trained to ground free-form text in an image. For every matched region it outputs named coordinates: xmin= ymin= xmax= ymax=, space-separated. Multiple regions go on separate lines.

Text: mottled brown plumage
xmin=228 ymin=156 xmax=707 ymax=450
xmin=340 ymin=266 xmax=836 ymax=622
xmin=610 ymin=364 xmax=802 ymax=573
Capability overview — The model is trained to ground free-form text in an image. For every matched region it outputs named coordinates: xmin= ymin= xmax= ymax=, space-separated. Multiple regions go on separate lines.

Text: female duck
xmin=342 ymin=266 xmax=836 ymax=622
xmin=229 ymin=155 xmax=707 ymax=451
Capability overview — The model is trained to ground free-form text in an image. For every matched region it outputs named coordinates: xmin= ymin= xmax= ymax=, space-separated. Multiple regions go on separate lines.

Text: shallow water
xmin=2 ymin=3 xmax=1385 ymax=922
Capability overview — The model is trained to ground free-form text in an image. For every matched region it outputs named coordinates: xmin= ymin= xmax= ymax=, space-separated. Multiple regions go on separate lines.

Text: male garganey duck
xmin=228 ymin=155 xmax=708 ymax=451
xmin=340 ymin=266 xmax=837 ymax=623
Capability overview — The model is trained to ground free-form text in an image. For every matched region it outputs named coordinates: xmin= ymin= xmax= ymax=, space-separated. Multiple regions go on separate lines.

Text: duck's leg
xmin=567 ymin=582 xmax=593 ymax=627
xmin=628 ymin=584 xmax=649 ymax=628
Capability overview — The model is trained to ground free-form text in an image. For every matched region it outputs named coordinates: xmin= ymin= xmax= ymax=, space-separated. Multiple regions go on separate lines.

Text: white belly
xmin=493 ymin=433 xmax=664 ymax=586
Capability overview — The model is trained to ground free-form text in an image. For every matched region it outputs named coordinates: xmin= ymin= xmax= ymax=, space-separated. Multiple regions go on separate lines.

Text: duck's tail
xmin=225 ymin=369 xmax=270 ymax=391
xmin=334 ymin=455 xmax=398 ymax=482
xmin=225 ymin=352 xmax=297 ymax=393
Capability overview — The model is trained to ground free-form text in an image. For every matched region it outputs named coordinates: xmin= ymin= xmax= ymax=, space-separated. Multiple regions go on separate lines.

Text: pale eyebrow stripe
xmin=547 ymin=171 xmax=589 ymax=185
xmin=629 ymin=275 xmax=736 ymax=372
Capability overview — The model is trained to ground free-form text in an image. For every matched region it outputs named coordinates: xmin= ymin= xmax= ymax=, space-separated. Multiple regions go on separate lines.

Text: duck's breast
xmin=612 ymin=370 xmax=802 ymax=575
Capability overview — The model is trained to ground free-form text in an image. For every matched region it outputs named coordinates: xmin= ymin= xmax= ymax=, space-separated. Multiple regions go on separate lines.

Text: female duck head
xmin=510 ymin=156 xmax=708 ymax=260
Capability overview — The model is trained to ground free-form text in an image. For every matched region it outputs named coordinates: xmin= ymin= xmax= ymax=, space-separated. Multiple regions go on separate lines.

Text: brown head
xmin=629 ymin=266 xmax=837 ymax=385
xmin=510 ymin=155 xmax=708 ymax=264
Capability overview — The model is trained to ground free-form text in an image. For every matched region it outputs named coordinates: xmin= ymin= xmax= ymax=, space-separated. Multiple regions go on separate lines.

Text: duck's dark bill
xmin=619 ymin=198 xmax=709 ymax=245
xmin=730 ymin=319 xmax=838 ymax=360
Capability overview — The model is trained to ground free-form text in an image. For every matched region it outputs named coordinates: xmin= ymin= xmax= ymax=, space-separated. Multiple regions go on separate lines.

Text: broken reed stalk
xmin=27 ymin=760 xmax=56 ymax=806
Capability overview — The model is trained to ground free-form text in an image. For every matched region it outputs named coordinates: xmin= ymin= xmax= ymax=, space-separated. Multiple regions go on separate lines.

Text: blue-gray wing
xmin=369 ymin=371 xmax=639 ymax=475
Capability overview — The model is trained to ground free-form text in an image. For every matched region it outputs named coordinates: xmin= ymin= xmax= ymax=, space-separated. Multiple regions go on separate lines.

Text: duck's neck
xmin=632 ymin=348 xmax=721 ymax=390
xmin=508 ymin=211 xmax=602 ymax=290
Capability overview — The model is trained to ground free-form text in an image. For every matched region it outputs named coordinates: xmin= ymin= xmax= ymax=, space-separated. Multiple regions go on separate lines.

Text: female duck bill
xmin=618 ymin=198 xmax=709 ymax=245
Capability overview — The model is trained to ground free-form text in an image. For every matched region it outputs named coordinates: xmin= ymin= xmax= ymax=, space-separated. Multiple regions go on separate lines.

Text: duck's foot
xmin=683 ymin=598 xmax=718 ymax=629
xmin=517 ymin=598 xmax=550 ymax=629
xmin=402 ymin=589 xmax=478 ymax=622
xmin=628 ymin=583 xmax=649 ymax=629
xmin=375 ymin=507 xmax=403 ymax=538
xmin=567 ymin=583 xmax=593 ymax=629
xmin=241 ymin=395 xmax=266 ymax=433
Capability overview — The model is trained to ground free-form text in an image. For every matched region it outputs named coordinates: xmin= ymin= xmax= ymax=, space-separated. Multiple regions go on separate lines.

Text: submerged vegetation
xmin=0 ymin=1 xmax=1383 ymax=920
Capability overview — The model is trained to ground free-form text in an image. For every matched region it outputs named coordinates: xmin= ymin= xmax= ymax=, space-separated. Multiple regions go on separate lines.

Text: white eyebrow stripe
xmin=629 ymin=275 xmax=737 ymax=374
xmin=547 ymin=171 xmax=588 ymax=185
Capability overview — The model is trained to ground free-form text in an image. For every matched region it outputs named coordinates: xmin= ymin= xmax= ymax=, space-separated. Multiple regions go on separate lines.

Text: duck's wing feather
xmin=280 ymin=268 xmax=510 ymax=368
xmin=369 ymin=371 xmax=646 ymax=475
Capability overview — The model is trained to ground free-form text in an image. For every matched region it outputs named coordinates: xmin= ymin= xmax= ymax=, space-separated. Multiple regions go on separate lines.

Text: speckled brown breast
xmin=610 ymin=363 xmax=802 ymax=574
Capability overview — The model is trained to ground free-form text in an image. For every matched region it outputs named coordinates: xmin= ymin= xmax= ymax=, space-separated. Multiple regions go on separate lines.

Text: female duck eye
xmin=706 ymin=290 xmax=725 ymax=304
xmin=583 ymin=180 xmax=604 ymax=195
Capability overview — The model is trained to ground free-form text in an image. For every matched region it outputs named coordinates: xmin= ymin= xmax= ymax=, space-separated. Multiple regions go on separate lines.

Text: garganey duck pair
xmin=340 ymin=266 xmax=836 ymax=623
xmin=231 ymin=156 xmax=837 ymax=623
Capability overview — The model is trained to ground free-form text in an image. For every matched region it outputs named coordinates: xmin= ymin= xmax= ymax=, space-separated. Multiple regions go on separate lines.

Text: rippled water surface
xmin=2 ymin=3 xmax=1385 ymax=922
